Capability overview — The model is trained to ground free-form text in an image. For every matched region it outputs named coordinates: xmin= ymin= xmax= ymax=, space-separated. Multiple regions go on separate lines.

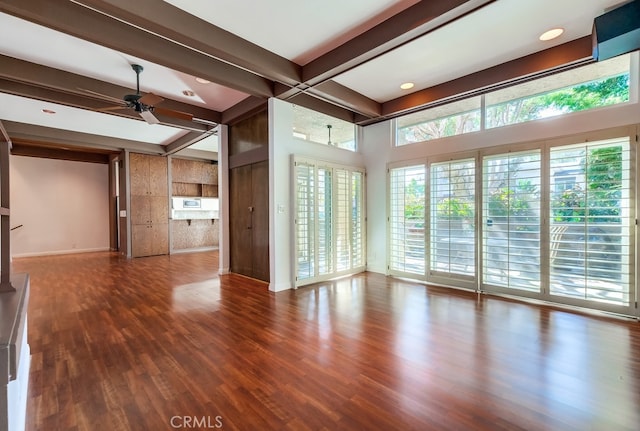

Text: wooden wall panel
xmin=172 ymin=182 xmax=201 ymax=197
xmin=171 ymin=219 xmax=218 ymax=250
xmin=228 ymin=110 xmax=268 ymax=156
xmin=172 ymin=158 xmax=217 ymax=185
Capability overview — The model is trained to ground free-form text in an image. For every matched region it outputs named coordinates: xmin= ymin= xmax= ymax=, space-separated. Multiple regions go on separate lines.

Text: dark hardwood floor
xmin=12 ymin=251 xmax=640 ymax=430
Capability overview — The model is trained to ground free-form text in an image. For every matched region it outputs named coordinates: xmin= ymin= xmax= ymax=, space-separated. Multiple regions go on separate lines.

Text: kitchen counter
xmin=0 ymin=273 xmax=30 ymax=431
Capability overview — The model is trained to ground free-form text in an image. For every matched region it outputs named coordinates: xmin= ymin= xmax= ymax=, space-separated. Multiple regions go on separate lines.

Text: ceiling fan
xmin=84 ymin=64 xmax=194 ymax=124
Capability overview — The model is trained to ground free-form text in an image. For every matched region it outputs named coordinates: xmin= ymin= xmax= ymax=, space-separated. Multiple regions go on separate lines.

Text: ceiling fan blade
xmin=139 ymin=92 xmax=164 ymax=106
xmin=139 ymin=109 xmax=160 ymax=125
xmin=77 ymin=87 xmax=125 ymax=104
xmin=99 ymin=106 xmax=128 ymax=111
xmin=153 ymin=106 xmax=194 ymax=121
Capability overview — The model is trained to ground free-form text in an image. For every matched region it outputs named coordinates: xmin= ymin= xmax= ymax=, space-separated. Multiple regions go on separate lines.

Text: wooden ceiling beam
xmin=302 ymin=0 xmax=497 ymax=86
xmin=2 ymin=121 xmax=165 ymax=155
xmin=71 ymin=0 xmax=302 ymax=86
xmin=0 ymin=0 xmax=273 ymax=98
xmin=0 ymin=78 xmax=210 ymax=133
xmin=0 ymin=55 xmax=221 ymax=125
xmin=10 ymin=143 xmax=111 ymax=164
xmin=163 ymin=131 xmax=215 ymax=156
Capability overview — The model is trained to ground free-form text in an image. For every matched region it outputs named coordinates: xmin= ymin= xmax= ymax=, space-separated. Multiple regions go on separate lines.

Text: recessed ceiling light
xmin=42 ymin=109 xmax=56 ymax=114
xmin=195 ymin=77 xmax=210 ymax=84
xmin=182 ymin=90 xmax=195 ymax=97
xmin=539 ymin=28 xmax=564 ymax=41
xmin=400 ymin=82 xmax=415 ymax=90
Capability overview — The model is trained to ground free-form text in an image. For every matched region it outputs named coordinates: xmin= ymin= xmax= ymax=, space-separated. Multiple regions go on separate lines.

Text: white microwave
xmin=171 ymin=197 xmax=219 ymax=219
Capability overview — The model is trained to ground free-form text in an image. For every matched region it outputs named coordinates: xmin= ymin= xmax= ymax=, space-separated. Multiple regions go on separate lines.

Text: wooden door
xmin=250 ymin=160 xmax=269 ymax=282
xmin=229 ymin=161 xmax=269 ymax=282
xmin=230 ymin=164 xmax=253 ymax=277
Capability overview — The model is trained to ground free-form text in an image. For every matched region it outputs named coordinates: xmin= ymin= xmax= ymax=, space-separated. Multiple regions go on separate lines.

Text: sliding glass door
xmin=429 ymin=158 xmax=476 ymax=286
xmin=387 ymin=127 xmax=636 ymax=315
xmin=548 ymin=137 xmax=633 ymax=306
xmin=482 ymin=150 xmax=541 ymax=293
xmin=389 ymin=164 xmax=426 ymax=276
xmin=294 ymin=158 xmax=365 ymax=287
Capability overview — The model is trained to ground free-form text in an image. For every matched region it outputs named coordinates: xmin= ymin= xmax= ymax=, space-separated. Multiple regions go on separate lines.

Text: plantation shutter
xmin=430 ymin=158 xmax=476 ymax=278
xmin=389 ymin=164 xmax=426 ymax=275
xmin=294 ymin=158 xmax=365 ymax=287
xmin=549 ymin=138 xmax=632 ymax=305
xmin=482 ymin=150 xmax=541 ymax=291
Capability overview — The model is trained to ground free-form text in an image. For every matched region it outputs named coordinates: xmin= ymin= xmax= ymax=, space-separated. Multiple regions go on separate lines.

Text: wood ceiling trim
xmin=302 ymin=0 xmax=497 ymax=86
xmin=381 ymin=36 xmax=594 ymax=119
xmin=71 ymin=0 xmax=302 ymax=86
xmin=0 ymin=0 xmax=273 ymax=98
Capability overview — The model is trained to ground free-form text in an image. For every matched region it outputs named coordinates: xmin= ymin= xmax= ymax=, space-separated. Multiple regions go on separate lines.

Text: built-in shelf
xmin=171 ymin=182 xmax=218 ymax=198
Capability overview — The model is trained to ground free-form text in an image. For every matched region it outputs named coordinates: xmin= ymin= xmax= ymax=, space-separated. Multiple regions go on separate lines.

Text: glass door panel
xmin=430 ymin=159 xmax=476 ymax=277
xmin=549 ymin=138 xmax=632 ymax=306
xmin=483 ymin=151 xmax=541 ymax=291
xmin=389 ymin=165 xmax=426 ymax=275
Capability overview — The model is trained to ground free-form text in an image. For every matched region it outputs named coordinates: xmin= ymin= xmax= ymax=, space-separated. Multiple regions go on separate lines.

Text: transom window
xmin=395 ymin=54 xmax=630 ymax=146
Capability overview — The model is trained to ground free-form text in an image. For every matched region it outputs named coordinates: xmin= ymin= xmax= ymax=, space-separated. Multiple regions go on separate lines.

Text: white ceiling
xmin=0 ymin=0 xmax=627 ymax=158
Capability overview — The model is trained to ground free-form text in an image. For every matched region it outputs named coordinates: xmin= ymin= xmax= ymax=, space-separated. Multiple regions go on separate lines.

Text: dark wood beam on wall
xmin=379 ymin=36 xmax=595 ymax=122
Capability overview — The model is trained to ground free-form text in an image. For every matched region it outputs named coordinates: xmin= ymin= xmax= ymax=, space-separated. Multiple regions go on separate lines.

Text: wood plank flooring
xmin=12 ymin=251 xmax=640 ymax=430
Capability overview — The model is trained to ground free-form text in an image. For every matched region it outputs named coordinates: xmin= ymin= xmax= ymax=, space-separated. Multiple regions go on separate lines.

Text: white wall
xmin=361 ymin=98 xmax=640 ymax=276
xmin=269 ymin=98 xmax=365 ymax=291
xmin=10 ymin=156 xmax=110 ymax=257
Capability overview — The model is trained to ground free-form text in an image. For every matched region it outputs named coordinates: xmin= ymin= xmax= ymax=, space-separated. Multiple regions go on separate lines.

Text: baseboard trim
xmin=11 ymin=247 xmax=110 ymax=258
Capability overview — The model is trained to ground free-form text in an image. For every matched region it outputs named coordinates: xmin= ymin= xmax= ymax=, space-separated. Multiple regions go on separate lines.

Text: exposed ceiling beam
xmin=0 ymin=78 xmax=211 ymax=133
xmin=70 ymin=0 xmax=302 ymax=86
xmin=301 ymin=0 xmax=497 ymax=86
xmin=173 ymin=148 xmax=218 ymax=161
xmin=0 ymin=0 xmax=603 ymax=131
xmin=221 ymin=96 xmax=267 ymax=126
xmin=0 ymin=0 xmax=274 ymax=98
xmin=0 ymin=55 xmax=220 ymax=129
xmin=163 ymin=131 xmax=215 ymax=156
xmin=305 ymin=81 xmax=381 ymax=118
xmin=11 ymin=141 xmax=112 ymax=164
xmin=2 ymin=121 xmax=165 ymax=154
xmin=286 ymin=93 xmax=357 ymax=123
